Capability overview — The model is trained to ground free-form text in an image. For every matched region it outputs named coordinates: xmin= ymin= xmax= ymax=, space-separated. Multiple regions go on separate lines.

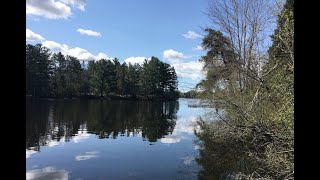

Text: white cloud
xmin=96 ymin=52 xmax=109 ymax=60
xmin=124 ymin=57 xmax=149 ymax=65
xmin=172 ymin=61 xmax=204 ymax=80
xmin=42 ymin=40 xmax=109 ymax=61
xmin=26 ymin=29 xmax=45 ymax=42
xmin=26 ymin=30 xmax=108 ymax=61
xmin=75 ymin=151 xmax=98 ymax=161
xmin=77 ymin=28 xmax=101 ymax=37
xmin=183 ymin=31 xmax=202 ymax=40
xmin=42 ymin=40 xmax=68 ymax=53
xmin=26 ymin=167 xmax=68 ymax=180
xmin=163 ymin=49 xmax=184 ymax=63
xmin=162 ymin=49 xmax=204 ymax=81
xmin=192 ymin=45 xmax=204 ymax=51
xmin=26 ymin=0 xmax=72 ymax=19
xmin=61 ymin=0 xmax=86 ymax=11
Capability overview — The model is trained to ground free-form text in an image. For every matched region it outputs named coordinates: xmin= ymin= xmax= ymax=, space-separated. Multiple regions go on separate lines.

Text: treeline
xmin=179 ymin=90 xmax=198 ymax=98
xmin=195 ymin=0 xmax=294 ymax=179
xmin=26 ymin=44 xmax=179 ymax=100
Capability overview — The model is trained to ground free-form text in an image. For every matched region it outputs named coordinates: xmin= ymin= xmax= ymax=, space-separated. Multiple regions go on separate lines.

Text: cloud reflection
xmin=47 ymin=138 xmax=65 ymax=147
xmin=181 ymin=156 xmax=195 ymax=165
xmin=160 ymin=116 xmax=200 ymax=144
xmin=75 ymin=151 xmax=98 ymax=161
xmin=26 ymin=166 xmax=68 ymax=180
xmin=73 ymin=130 xmax=91 ymax=143
xmin=26 ymin=149 xmax=38 ymax=159
xmin=194 ymin=145 xmax=201 ymax=150
xmin=160 ymin=135 xmax=181 ymax=144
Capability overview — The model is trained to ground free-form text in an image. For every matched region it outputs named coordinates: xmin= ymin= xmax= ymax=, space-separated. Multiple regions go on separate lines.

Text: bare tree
xmin=206 ymin=0 xmax=274 ymax=87
xmin=198 ymin=0 xmax=294 ymax=178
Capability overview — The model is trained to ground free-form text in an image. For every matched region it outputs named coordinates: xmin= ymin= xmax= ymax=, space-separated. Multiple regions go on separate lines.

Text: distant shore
xmin=26 ymin=95 xmax=178 ymax=101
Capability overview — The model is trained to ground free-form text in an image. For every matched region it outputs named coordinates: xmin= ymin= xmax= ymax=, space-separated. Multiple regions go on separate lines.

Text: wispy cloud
xmin=192 ymin=45 xmax=204 ymax=51
xmin=77 ymin=28 xmax=101 ymax=37
xmin=61 ymin=0 xmax=86 ymax=11
xmin=26 ymin=29 xmax=45 ymax=42
xmin=182 ymin=31 xmax=202 ymax=40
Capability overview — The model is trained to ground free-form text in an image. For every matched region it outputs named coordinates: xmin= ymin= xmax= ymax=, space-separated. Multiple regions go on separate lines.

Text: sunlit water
xmin=26 ymin=98 xmax=213 ymax=180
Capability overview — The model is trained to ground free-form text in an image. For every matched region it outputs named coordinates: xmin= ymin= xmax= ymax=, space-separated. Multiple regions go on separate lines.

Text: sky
xmin=26 ymin=0 xmax=214 ymax=92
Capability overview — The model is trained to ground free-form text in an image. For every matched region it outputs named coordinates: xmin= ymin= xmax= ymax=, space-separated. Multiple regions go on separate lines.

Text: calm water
xmin=26 ymin=98 xmax=212 ymax=180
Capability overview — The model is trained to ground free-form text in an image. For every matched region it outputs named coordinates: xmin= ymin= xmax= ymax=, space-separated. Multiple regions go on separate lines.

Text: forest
xmin=26 ymin=45 xmax=179 ymax=100
xmin=194 ymin=0 xmax=294 ymax=179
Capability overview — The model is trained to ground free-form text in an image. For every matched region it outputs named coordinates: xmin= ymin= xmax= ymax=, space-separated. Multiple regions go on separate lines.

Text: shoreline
xmin=26 ymin=95 xmax=178 ymax=101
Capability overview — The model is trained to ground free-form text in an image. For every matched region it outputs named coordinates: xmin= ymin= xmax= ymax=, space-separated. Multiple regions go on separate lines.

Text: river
xmin=26 ymin=98 xmax=213 ymax=180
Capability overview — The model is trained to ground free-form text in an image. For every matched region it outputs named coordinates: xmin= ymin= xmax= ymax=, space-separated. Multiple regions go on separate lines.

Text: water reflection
xmin=26 ymin=99 xmax=179 ymax=153
xmin=194 ymin=120 xmax=257 ymax=180
xmin=26 ymin=98 xmax=215 ymax=179
xmin=26 ymin=166 xmax=68 ymax=180
xmin=26 ymin=149 xmax=38 ymax=159
xmin=75 ymin=151 xmax=99 ymax=161
xmin=160 ymin=116 xmax=200 ymax=144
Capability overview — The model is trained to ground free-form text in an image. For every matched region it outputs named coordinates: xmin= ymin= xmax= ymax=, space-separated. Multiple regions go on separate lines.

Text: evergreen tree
xmin=26 ymin=44 xmax=51 ymax=97
xmin=26 ymin=45 xmax=178 ymax=100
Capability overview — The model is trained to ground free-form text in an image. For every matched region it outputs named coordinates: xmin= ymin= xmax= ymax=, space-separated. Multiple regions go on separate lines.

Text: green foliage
xmin=126 ymin=63 xmax=141 ymax=96
xmin=87 ymin=59 xmax=117 ymax=97
xmin=139 ymin=56 xmax=178 ymax=99
xmin=268 ymin=0 xmax=294 ymax=66
xmin=48 ymin=53 xmax=84 ymax=97
xmin=179 ymin=90 xmax=198 ymax=98
xmin=195 ymin=0 xmax=294 ymax=179
xmin=26 ymin=46 xmax=179 ymax=100
xmin=197 ymin=28 xmax=240 ymax=100
xmin=26 ymin=44 xmax=51 ymax=97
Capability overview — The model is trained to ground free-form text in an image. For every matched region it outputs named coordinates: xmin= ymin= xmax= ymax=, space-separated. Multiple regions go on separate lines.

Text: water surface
xmin=26 ymin=98 xmax=210 ymax=180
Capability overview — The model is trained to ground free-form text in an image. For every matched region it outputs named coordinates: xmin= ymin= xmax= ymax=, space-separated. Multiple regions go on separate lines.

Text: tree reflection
xmin=26 ymin=99 xmax=51 ymax=149
xmin=26 ymin=99 xmax=179 ymax=150
xmin=194 ymin=120 xmax=258 ymax=180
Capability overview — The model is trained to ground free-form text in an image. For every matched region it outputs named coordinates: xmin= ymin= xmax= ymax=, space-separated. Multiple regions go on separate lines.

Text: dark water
xmin=26 ymin=98 xmax=211 ymax=180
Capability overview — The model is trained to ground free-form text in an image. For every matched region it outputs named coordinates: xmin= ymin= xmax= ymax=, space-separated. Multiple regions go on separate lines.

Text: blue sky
xmin=26 ymin=0 xmax=212 ymax=92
